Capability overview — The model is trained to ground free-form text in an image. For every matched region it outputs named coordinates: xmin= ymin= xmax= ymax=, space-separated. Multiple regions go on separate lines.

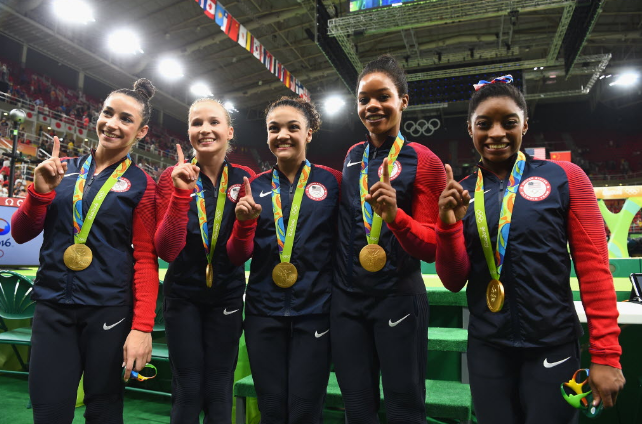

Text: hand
xmin=171 ymin=144 xmax=200 ymax=191
xmin=438 ymin=164 xmax=470 ymax=225
xmin=33 ymin=136 xmax=67 ymax=194
xmin=365 ymin=157 xmax=397 ymax=224
xmin=588 ymin=363 xmax=625 ymax=408
xmin=122 ymin=329 xmax=152 ymax=382
xmin=235 ymin=176 xmax=262 ymax=221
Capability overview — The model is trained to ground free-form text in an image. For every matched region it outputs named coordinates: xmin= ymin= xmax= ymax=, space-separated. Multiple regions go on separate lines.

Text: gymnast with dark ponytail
xmin=12 ymin=78 xmax=160 ymax=424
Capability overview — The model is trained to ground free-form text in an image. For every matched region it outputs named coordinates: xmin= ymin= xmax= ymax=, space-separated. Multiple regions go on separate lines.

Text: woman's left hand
xmin=122 ymin=329 xmax=152 ymax=381
xmin=588 ymin=362 xmax=626 ymax=408
xmin=366 ymin=158 xmax=397 ymax=224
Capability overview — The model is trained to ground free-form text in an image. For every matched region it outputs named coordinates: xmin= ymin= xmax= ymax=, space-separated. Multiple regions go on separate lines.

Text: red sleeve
xmin=554 ymin=161 xmax=621 ymax=369
xmin=131 ymin=173 xmax=160 ymax=333
xmin=226 ymin=172 xmax=260 ymax=266
xmin=435 ymin=219 xmax=470 ymax=292
xmin=387 ymin=143 xmax=447 ymax=263
xmin=154 ymin=167 xmax=193 ymax=262
xmin=11 ymin=184 xmax=55 ymax=244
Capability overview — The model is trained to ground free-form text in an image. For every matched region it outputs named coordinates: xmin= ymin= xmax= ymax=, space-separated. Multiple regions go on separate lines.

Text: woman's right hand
xmin=235 ymin=177 xmax=262 ymax=221
xmin=438 ymin=164 xmax=470 ymax=225
xmin=34 ymin=136 xmax=67 ymax=194
xmin=171 ymin=144 xmax=200 ymax=191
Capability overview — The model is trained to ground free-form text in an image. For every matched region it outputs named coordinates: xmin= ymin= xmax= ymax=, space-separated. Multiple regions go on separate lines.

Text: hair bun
xmin=133 ymin=78 xmax=156 ymax=101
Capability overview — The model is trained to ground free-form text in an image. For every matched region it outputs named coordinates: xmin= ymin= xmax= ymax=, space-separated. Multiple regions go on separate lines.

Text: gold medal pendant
xmin=486 ymin=279 xmax=505 ymax=312
xmin=359 ymin=244 xmax=387 ymax=272
xmin=63 ymin=244 xmax=93 ymax=271
xmin=206 ymin=263 xmax=214 ymax=288
xmin=272 ymin=262 xmax=298 ymax=288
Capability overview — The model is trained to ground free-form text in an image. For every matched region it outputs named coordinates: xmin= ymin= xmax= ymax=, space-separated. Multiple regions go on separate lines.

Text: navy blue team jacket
xmin=245 ymin=162 xmax=340 ymax=316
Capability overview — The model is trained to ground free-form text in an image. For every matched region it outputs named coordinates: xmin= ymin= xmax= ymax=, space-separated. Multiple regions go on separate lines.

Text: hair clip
xmin=473 ymin=75 xmax=514 ymax=91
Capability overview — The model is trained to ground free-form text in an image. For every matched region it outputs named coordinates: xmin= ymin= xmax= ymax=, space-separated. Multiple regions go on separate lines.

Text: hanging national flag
xmin=76 ymin=127 xmax=86 ymax=138
xmin=253 ymin=38 xmax=262 ymax=60
xmin=238 ymin=25 xmax=248 ymax=48
xmin=524 ymin=147 xmax=546 ymax=160
xmin=221 ymin=10 xmax=231 ymax=33
xmin=227 ymin=17 xmax=240 ymax=42
xmin=284 ymin=69 xmax=290 ymax=88
xmin=214 ymin=3 xmax=226 ymax=28
xmin=195 ymin=0 xmax=205 ymax=7
xmin=274 ymin=60 xmax=281 ymax=78
xmin=245 ymin=33 xmax=253 ymax=52
xmin=264 ymin=51 xmax=273 ymax=72
xmin=204 ymin=0 xmax=216 ymax=19
xmin=51 ymin=119 xmax=64 ymax=132
xmin=38 ymin=114 xmax=50 ymax=125
xmin=550 ymin=151 xmax=571 ymax=162
xmin=65 ymin=123 xmax=75 ymax=133
xmin=25 ymin=110 xmax=35 ymax=121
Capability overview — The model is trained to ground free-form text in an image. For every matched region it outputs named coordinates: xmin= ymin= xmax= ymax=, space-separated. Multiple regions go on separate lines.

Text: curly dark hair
xmin=107 ymin=78 xmax=156 ymax=127
xmin=265 ymin=96 xmax=322 ymax=133
xmin=357 ymin=54 xmax=408 ymax=97
xmin=468 ymin=81 xmax=527 ymax=122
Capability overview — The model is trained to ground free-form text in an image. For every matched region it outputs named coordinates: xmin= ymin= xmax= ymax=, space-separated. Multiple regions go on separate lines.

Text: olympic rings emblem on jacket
xmin=404 ymin=119 xmax=440 ymax=137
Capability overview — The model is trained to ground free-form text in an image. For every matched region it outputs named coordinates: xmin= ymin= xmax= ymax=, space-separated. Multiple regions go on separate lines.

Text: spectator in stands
xmin=331 ymin=54 xmax=446 ymax=423
xmin=436 ymin=76 xmax=624 ymax=423
xmin=229 ymin=97 xmax=340 ymax=422
xmin=11 ymin=78 xmax=159 ymax=424
xmin=155 ymin=98 xmax=254 ymax=423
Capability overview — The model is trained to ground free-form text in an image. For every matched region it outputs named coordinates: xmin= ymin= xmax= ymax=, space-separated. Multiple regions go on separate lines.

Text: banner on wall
xmin=191 ymin=0 xmax=311 ymax=101
xmin=0 ymin=198 xmax=44 ymax=266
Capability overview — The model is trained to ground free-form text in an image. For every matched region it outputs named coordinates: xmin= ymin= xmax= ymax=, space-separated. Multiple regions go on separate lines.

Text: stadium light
xmin=107 ymin=30 xmax=143 ymax=55
xmin=190 ymin=82 xmax=213 ymax=97
xmin=53 ymin=0 xmax=95 ymax=24
xmin=609 ymin=72 xmax=639 ymax=87
xmin=158 ymin=58 xmax=184 ymax=80
xmin=324 ymin=96 xmax=346 ymax=116
xmin=224 ymin=101 xmax=237 ymax=113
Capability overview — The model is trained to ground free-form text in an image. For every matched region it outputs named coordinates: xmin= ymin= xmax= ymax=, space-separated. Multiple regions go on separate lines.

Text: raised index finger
xmin=176 ymin=144 xmax=184 ymax=164
xmin=445 ymin=164 xmax=454 ymax=182
xmin=243 ymin=176 xmax=252 ymax=198
xmin=382 ymin=158 xmax=390 ymax=184
xmin=52 ymin=136 xmax=60 ymax=158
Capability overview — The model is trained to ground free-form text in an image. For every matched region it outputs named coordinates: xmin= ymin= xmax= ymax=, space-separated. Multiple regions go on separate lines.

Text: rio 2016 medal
xmin=272 ymin=262 xmax=298 ymax=288
xmin=486 ymin=279 xmax=505 ymax=312
xmin=359 ymin=244 xmax=386 ymax=273
xmin=63 ymin=244 xmax=93 ymax=271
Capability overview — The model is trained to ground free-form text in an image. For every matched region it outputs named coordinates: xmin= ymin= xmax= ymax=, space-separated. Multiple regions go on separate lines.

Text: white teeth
xmin=367 ymin=116 xmax=384 ymax=121
xmin=488 ymin=144 xmax=508 ymax=149
xmin=200 ymin=138 xmax=215 ymax=143
xmin=104 ymin=132 xmax=119 ymax=138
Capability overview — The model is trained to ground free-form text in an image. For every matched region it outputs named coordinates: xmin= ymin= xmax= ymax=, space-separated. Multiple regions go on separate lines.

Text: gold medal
xmin=206 ymin=263 xmax=214 ymax=288
xmin=272 ymin=262 xmax=298 ymax=288
xmin=63 ymin=244 xmax=93 ymax=271
xmin=359 ymin=244 xmax=387 ymax=273
xmin=486 ymin=279 xmax=505 ymax=312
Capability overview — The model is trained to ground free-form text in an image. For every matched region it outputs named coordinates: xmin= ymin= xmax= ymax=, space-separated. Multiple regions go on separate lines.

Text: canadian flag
xmin=76 ymin=127 xmax=86 ymax=137
xmin=51 ymin=119 xmax=64 ymax=131
xmin=38 ymin=114 xmax=50 ymax=124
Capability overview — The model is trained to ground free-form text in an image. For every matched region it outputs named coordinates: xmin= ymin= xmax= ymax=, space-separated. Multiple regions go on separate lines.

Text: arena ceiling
xmin=0 ymin=0 xmax=640 ymax=122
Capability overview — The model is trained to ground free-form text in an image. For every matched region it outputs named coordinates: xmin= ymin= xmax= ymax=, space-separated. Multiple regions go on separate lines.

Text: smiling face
xmin=468 ymin=96 xmax=528 ymax=177
xmin=96 ymin=93 xmax=148 ymax=153
xmin=188 ymin=100 xmax=233 ymax=158
xmin=357 ymin=71 xmax=408 ymax=145
xmin=266 ymin=105 xmax=312 ymax=166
